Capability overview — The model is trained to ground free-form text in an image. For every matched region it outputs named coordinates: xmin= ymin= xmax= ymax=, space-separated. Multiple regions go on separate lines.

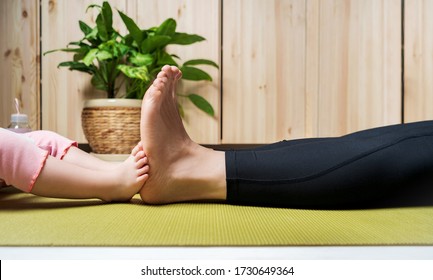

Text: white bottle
xmin=7 ymin=113 xmax=32 ymax=133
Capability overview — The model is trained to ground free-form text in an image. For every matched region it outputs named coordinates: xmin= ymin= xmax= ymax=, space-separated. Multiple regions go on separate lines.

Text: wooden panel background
xmin=404 ymin=0 xmax=433 ymax=122
xmin=0 ymin=0 xmax=40 ymax=130
xmin=222 ymin=0 xmax=307 ymax=143
xmin=2 ymin=0 xmax=432 ymax=145
xmin=316 ymin=0 xmax=402 ymax=136
xmin=222 ymin=0 xmax=402 ymax=143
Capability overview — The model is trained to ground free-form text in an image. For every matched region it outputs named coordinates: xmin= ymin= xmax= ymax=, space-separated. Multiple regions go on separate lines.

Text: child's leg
xmin=62 ymin=146 xmax=118 ymax=170
xmin=1 ymin=128 xmax=149 ymax=201
xmin=31 ymin=150 xmax=149 ymax=202
xmin=25 ymin=130 xmax=118 ymax=171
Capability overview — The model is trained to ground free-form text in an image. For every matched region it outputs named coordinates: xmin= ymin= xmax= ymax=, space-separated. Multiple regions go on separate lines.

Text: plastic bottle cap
xmin=11 ymin=113 xmax=29 ymax=123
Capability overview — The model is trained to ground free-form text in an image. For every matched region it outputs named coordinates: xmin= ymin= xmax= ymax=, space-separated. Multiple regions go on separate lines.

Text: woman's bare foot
xmin=139 ymin=65 xmax=226 ymax=204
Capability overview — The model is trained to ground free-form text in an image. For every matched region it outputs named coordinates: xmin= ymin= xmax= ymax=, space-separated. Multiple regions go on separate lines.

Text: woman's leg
xmin=226 ymin=121 xmax=433 ymax=207
xmin=138 ymin=66 xmax=433 ymax=208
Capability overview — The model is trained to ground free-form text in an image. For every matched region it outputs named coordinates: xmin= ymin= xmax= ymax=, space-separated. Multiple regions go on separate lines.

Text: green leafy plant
xmin=44 ymin=1 xmax=218 ymax=116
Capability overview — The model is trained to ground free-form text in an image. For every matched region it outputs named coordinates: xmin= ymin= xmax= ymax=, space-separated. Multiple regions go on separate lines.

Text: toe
xmin=134 ymin=151 xmax=145 ymax=162
xmin=162 ymin=65 xmax=172 ymax=73
xmin=136 ymin=156 xmax=148 ymax=167
xmin=137 ymin=173 xmax=149 ymax=183
xmin=157 ymin=71 xmax=168 ymax=78
xmin=131 ymin=142 xmax=144 ymax=156
xmin=137 ymin=165 xmax=150 ymax=176
xmin=153 ymin=78 xmax=162 ymax=86
xmin=171 ymin=66 xmax=179 ymax=74
xmin=131 ymin=145 xmax=140 ymax=156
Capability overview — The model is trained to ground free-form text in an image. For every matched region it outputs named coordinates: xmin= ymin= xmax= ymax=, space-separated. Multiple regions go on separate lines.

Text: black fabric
xmin=225 ymin=121 xmax=433 ymax=208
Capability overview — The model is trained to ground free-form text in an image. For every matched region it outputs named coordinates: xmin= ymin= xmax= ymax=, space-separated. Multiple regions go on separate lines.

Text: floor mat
xmin=0 ymin=188 xmax=432 ymax=246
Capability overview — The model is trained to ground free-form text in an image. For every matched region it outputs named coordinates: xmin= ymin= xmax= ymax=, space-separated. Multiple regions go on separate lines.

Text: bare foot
xmin=104 ymin=147 xmax=149 ymax=202
xmin=139 ymin=65 xmax=226 ymax=204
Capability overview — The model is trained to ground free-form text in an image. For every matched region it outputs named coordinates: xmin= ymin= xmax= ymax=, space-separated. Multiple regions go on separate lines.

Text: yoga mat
xmin=0 ymin=187 xmax=432 ymax=246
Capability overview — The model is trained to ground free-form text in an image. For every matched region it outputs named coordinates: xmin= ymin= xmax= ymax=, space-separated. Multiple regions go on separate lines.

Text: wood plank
xmin=404 ymin=0 xmax=433 ymax=122
xmin=305 ymin=0 xmax=320 ymax=138
xmin=222 ymin=0 xmax=306 ymax=143
xmin=0 ymin=0 xmax=39 ymax=129
xmin=127 ymin=0 xmax=221 ymax=144
xmin=317 ymin=0 xmax=401 ymax=136
xmin=223 ymin=0 xmax=401 ymax=143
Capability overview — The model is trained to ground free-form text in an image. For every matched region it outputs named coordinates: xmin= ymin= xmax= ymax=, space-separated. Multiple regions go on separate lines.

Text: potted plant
xmin=45 ymin=1 xmax=218 ymax=155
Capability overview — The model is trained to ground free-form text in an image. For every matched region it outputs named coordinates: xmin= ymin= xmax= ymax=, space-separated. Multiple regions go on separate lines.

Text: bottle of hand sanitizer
xmin=6 ymin=98 xmax=32 ymax=133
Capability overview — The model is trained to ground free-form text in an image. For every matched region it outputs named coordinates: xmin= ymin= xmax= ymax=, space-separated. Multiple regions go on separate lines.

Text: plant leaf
xmin=43 ymin=48 xmax=83 ymax=55
xmin=58 ymin=61 xmax=95 ymax=74
xmin=157 ymin=51 xmax=178 ymax=66
xmin=184 ymin=59 xmax=219 ymax=69
xmin=73 ymin=52 xmax=87 ymax=62
xmin=86 ymin=4 xmax=101 ymax=12
xmin=83 ymin=49 xmax=98 ymax=66
xmin=130 ymin=53 xmax=154 ymax=66
xmin=91 ymin=74 xmax=108 ymax=91
xmin=170 ymin=33 xmax=205 ymax=45
xmin=187 ymin=94 xmax=214 ymax=116
xmin=92 ymin=2 xmax=113 ymax=42
xmin=79 ymin=20 xmax=92 ymax=36
xmin=96 ymin=50 xmax=113 ymax=61
xmin=180 ymin=66 xmax=212 ymax=81
xmin=101 ymin=1 xmax=113 ymax=34
xmin=117 ymin=65 xmax=150 ymax=81
xmin=67 ymin=41 xmax=90 ymax=47
xmin=156 ymin=18 xmax=176 ymax=36
xmin=95 ymin=13 xmax=108 ymax=41
xmin=94 ymin=2 xmax=113 ymax=41
xmin=141 ymin=35 xmax=171 ymax=53
xmin=118 ymin=10 xmax=143 ymax=45
xmin=85 ymin=27 xmax=99 ymax=41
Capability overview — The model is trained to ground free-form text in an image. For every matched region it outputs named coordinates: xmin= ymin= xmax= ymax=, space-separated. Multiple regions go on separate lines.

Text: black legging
xmin=225 ymin=121 xmax=433 ymax=208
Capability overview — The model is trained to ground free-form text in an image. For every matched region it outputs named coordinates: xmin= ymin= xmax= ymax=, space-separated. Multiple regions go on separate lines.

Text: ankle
xmin=172 ymin=147 xmax=227 ymax=201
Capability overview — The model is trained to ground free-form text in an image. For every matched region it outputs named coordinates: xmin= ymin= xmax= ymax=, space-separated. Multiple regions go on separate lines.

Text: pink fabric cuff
xmin=0 ymin=129 xmax=77 ymax=192
xmin=25 ymin=130 xmax=78 ymax=159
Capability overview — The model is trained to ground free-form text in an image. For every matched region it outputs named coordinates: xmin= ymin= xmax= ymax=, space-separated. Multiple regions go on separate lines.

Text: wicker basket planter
xmin=82 ymin=99 xmax=142 ymax=154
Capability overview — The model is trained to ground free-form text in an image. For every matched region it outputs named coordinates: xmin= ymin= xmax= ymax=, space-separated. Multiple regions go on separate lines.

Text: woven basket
xmin=82 ymin=99 xmax=141 ymax=154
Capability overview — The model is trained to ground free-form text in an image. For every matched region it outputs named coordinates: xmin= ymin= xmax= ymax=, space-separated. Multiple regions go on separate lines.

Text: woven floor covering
xmin=1 ymin=187 xmax=432 ymax=246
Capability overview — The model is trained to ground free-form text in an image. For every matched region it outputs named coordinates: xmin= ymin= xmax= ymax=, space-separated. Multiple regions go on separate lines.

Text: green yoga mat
xmin=0 ymin=187 xmax=432 ymax=246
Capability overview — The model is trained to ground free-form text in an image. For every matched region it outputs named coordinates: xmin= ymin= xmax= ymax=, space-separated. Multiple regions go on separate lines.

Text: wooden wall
xmin=222 ymin=0 xmax=401 ymax=143
xmin=0 ymin=0 xmax=39 ymax=130
xmin=404 ymin=0 xmax=433 ymax=122
xmin=1 ymin=0 xmax=433 ymax=145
